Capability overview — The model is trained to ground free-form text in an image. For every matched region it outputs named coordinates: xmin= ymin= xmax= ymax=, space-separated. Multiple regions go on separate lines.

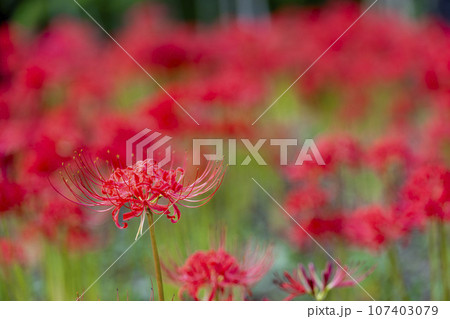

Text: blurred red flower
xmin=344 ymin=205 xmax=401 ymax=251
xmin=367 ymin=135 xmax=414 ymax=174
xmin=0 ymin=180 xmax=25 ymax=214
xmin=165 ymin=245 xmax=272 ymax=300
xmin=400 ymin=164 xmax=450 ymax=227
xmin=276 ymin=261 xmax=371 ymax=300
xmin=286 ymin=134 xmax=362 ymax=181
xmin=0 ymin=238 xmax=25 ymax=266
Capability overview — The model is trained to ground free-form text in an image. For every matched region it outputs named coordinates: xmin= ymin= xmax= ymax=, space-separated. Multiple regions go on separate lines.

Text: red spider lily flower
xmin=399 ymin=164 xmax=450 ymax=227
xmin=344 ymin=205 xmax=403 ymax=251
xmin=421 ymin=110 xmax=450 ymax=163
xmin=164 ymin=246 xmax=273 ymax=300
xmin=276 ymin=261 xmax=371 ymax=301
xmin=57 ymin=151 xmax=225 ymax=236
xmin=286 ymin=134 xmax=362 ymax=181
xmin=0 ymin=180 xmax=25 ymax=214
xmin=284 ymin=183 xmax=330 ymax=218
xmin=367 ymin=135 xmax=414 ymax=174
xmin=289 ymin=214 xmax=347 ymax=248
xmin=0 ymin=238 xmax=25 ymax=266
xmin=37 ymin=195 xmax=94 ymax=249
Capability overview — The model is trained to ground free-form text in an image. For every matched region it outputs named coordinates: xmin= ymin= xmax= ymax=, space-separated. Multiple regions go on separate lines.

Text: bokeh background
xmin=0 ymin=0 xmax=449 ymax=300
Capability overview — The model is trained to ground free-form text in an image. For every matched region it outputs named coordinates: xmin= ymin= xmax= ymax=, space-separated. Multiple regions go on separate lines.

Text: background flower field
xmin=0 ymin=0 xmax=449 ymax=301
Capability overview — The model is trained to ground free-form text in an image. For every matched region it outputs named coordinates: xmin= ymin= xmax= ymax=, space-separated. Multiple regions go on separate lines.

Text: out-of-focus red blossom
xmin=420 ymin=24 xmax=450 ymax=93
xmin=165 ymin=246 xmax=272 ymax=300
xmin=289 ymin=3 xmax=420 ymax=97
xmin=113 ymin=4 xmax=201 ymax=74
xmin=286 ymin=134 xmax=362 ymax=181
xmin=15 ymin=109 xmax=84 ymax=186
xmin=283 ymin=180 xmax=348 ymax=248
xmin=38 ymin=197 xmax=86 ymax=239
xmin=0 ymin=120 xmax=32 ymax=155
xmin=90 ymin=113 xmax=153 ymax=166
xmin=186 ymin=69 xmax=267 ymax=108
xmin=344 ymin=205 xmax=402 ymax=251
xmin=0 ymin=238 xmax=25 ymax=266
xmin=65 ymin=227 xmax=93 ymax=251
xmin=17 ymin=192 xmax=96 ymax=250
xmin=289 ymin=214 xmax=347 ymax=248
xmin=150 ymin=42 xmax=189 ymax=69
xmin=25 ymin=19 xmax=108 ymax=97
xmin=23 ymin=137 xmax=72 ymax=177
xmin=0 ymin=100 xmax=9 ymax=120
xmin=284 ymin=183 xmax=329 ymax=218
xmin=276 ymin=261 xmax=370 ymax=300
xmin=421 ymin=108 xmax=450 ymax=163
xmin=317 ymin=135 xmax=363 ymax=170
xmin=58 ymin=154 xmax=225 ymax=230
xmin=0 ymin=180 xmax=25 ymax=213
xmin=399 ymin=165 xmax=450 ymax=228
xmin=367 ymin=135 xmax=414 ymax=173
xmin=23 ymin=65 xmax=46 ymax=90
xmin=145 ymin=94 xmax=180 ymax=131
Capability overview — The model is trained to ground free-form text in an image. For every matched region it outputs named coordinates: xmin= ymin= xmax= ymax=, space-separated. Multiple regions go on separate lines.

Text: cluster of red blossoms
xmin=283 ymin=134 xmax=450 ymax=251
xmin=0 ymin=0 xmax=448 ymax=300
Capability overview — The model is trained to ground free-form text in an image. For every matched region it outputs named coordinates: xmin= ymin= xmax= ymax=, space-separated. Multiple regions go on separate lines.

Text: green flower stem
xmin=147 ymin=211 xmax=165 ymax=301
xmin=214 ymin=289 xmax=220 ymax=301
xmin=437 ymin=221 xmax=449 ymax=300
xmin=387 ymin=245 xmax=408 ymax=300
xmin=428 ymin=222 xmax=437 ymax=300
